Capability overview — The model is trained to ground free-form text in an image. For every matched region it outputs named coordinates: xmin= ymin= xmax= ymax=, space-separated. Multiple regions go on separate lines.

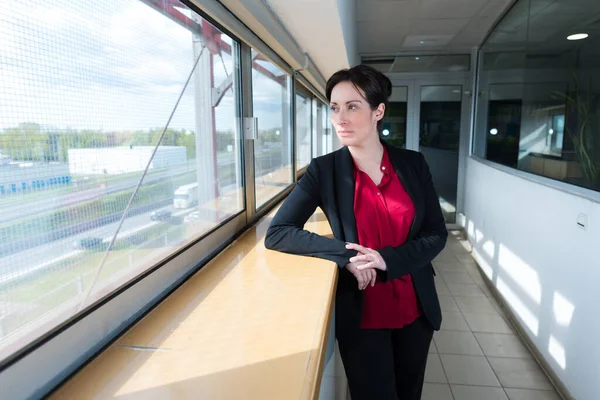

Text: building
xmin=67 ymin=146 xmax=187 ymax=175
xmin=0 ymin=161 xmax=70 ymax=195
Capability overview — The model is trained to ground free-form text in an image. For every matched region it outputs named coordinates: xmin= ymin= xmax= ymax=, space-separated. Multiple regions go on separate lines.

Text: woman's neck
xmin=348 ymin=133 xmax=384 ymax=170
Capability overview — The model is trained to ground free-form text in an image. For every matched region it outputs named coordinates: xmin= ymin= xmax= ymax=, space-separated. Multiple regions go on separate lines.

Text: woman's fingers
xmin=345 ymin=243 xmax=370 ymax=254
xmin=349 ymin=254 xmax=371 ymax=263
xmin=356 ymin=261 xmax=376 ymax=271
xmin=355 ymin=270 xmax=366 ymax=290
xmin=370 ymin=269 xmax=377 ymax=286
xmin=355 ymin=268 xmax=377 ymax=289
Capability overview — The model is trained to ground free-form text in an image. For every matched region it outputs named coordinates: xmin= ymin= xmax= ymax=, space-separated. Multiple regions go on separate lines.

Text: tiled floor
xmin=422 ymin=231 xmax=561 ymax=400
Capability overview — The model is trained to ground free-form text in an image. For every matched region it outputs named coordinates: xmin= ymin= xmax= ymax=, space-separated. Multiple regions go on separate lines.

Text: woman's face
xmin=330 ymin=81 xmax=384 ymax=147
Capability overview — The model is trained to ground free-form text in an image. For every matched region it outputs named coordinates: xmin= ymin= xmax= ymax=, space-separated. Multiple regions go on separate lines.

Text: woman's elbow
xmin=264 ymin=225 xmax=283 ymax=250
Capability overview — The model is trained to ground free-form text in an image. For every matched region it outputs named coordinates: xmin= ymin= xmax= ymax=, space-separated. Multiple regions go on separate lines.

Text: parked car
xmin=73 ymin=237 xmax=104 ymax=250
xmin=150 ymin=210 xmax=172 ymax=221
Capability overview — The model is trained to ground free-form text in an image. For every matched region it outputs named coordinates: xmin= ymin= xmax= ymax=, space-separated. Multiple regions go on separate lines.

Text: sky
xmin=0 ymin=0 xmax=291 ymax=134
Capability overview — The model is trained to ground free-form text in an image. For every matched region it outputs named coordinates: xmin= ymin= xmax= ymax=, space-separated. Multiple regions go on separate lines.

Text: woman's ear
xmin=374 ymin=103 xmax=386 ymax=122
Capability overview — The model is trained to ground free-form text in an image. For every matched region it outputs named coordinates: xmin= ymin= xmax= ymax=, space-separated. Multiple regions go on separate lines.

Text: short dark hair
xmin=325 ymin=64 xmax=392 ymax=132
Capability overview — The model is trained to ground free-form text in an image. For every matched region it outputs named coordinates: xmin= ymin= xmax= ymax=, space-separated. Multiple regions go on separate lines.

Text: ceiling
xmin=260 ymin=0 xmax=513 ymax=82
xmin=356 ymin=0 xmax=513 ymax=56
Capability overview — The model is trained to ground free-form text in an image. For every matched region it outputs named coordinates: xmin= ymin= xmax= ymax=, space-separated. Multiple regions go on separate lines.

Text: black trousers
xmin=337 ymin=316 xmax=434 ymax=400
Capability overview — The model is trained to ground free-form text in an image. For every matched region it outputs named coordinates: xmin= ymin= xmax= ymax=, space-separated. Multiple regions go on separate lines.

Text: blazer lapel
xmin=335 ymin=147 xmax=358 ymax=244
xmin=383 ymin=142 xmax=422 ymax=241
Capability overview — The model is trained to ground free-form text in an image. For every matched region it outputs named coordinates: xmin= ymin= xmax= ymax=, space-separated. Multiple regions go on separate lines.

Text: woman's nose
xmin=335 ymin=110 xmax=348 ymax=125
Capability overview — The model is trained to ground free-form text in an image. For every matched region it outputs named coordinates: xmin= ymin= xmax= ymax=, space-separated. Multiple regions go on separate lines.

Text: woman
xmin=264 ymin=65 xmax=447 ymax=400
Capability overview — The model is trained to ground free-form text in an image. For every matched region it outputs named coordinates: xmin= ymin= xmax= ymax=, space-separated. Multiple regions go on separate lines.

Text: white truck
xmin=173 ymin=182 xmax=198 ymax=208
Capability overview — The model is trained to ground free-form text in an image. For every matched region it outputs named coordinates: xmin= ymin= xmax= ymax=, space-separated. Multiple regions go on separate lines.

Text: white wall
xmin=463 ymin=157 xmax=600 ymax=400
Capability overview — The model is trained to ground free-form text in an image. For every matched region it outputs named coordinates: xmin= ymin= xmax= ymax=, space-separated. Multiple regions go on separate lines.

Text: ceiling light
xmin=415 ymin=57 xmax=420 ymax=60
xmin=420 ymin=41 xmax=425 ymax=44
xmin=490 ymin=128 xmax=498 ymax=136
xmin=382 ymin=129 xmax=390 ymax=136
xmin=567 ymin=33 xmax=588 ymax=41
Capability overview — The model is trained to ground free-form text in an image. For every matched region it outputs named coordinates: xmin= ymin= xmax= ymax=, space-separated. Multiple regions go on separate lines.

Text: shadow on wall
xmin=462 ymin=210 xmax=598 ymax=398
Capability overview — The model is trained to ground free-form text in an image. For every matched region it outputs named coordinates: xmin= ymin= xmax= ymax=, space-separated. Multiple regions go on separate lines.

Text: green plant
xmin=554 ymin=75 xmax=600 ymax=189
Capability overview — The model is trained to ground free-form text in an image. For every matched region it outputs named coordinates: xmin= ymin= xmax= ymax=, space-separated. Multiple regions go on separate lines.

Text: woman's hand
xmin=345 ymin=261 xmax=377 ymax=290
xmin=346 ymin=243 xmax=387 ymax=271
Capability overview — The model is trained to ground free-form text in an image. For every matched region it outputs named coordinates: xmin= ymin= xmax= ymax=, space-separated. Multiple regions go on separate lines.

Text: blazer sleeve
xmin=378 ymin=152 xmax=448 ymax=281
xmin=264 ymin=158 xmax=356 ymax=267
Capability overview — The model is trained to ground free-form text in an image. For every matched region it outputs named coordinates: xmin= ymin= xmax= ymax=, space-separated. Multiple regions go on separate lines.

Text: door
xmin=387 ymin=79 xmax=469 ymax=225
xmin=416 ymin=84 xmax=464 ymax=224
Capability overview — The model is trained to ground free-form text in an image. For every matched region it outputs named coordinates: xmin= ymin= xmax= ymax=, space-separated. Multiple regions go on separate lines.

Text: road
xmin=0 ymin=149 xmax=285 ymax=284
xmin=0 ymin=204 xmax=195 ymax=285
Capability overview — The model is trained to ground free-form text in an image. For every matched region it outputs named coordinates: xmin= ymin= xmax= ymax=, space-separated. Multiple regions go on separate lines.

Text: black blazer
xmin=264 ymin=141 xmax=447 ymax=338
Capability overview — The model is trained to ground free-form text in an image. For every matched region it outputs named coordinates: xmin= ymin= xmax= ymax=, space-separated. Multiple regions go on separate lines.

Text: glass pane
xmin=381 ymin=86 xmax=408 ymax=148
xmin=0 ymin=0 xmax=243 ymax=360
xmin=252 ymin=51 xmax=293 ymax=209
xmin=475 ymin=0 xmax=600 ymax=193
xmin=419 ymin=86 xmax=462 ymax=223
xmin=316 ymin=101 xmax=329 ymax=157
xmin=485 ymin=83 xmax=567 ymax=169
xmin=295 ymin=92 xmax=312 ymax=170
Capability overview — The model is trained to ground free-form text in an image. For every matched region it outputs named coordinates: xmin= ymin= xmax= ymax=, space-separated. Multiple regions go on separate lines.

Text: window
xmin=474 ymin=0 xmax=600 ymax=192
xmin=252 ymin=50 xmax=293 ymax=209
xmin=295 ymin=90 xmax=312 ymax=170
xmin=0 ymin=0 xmax=243 ymax=361
xmin=315 ymin=101 xmax=330 ymax=157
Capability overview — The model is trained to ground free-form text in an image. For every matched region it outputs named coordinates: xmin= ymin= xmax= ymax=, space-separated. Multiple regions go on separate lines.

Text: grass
xmin=0 ymin=223 xmax=186 ymax=336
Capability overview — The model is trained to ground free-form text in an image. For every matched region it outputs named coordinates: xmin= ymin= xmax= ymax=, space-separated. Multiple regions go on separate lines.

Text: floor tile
xmin=438 ymin=295 xmax=460 ymax=312
xmin=435 ymin=280 xmax=451 ymax=295
xmin=451 ymin=385 xmax=509 ymax=400
xmin=455 ymin=253 xmax=477 ymax=263
xmin=434 ymin=261 xmax=468 ymax=272
xmin=421 ymin=383 xmax=453 ymax=400
xmin=455 ymin=296 xmax=500 ymax=315
xmin=440 ymin=311 xmax=471 ymax=331
xmin=488 ymin=357 xmax=554 ymax=390
xmin=429 ymin=340 xmax=438 ymax=354
xmin=441 ymin=271 xmax=476 ymax=285
xmin=440 ymin=354 xmax=500 ymax=387
xmin=463 ymin=263 xmax=483 ymax=277
xmin=504 ymin=388 xmax=561 ymax=400
xmin=447 ymin=283 xmax=487 ymax=297
xmin=463 ymin=313 xmax=512 ymax=334
xmin=425 ymin=353 xmax=447 ymax=384
xmin=487 ymin=295 xmax=506 ymax=312
xmin=475 ymin=333 xmax=531 ymax=358
xmin=435 ymin=250 xmax=459 ymax=262
xmin=435 ymin=331 xmax=483 ymax=355
xmin=467 ymin=271 xmax=489 ymax=287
